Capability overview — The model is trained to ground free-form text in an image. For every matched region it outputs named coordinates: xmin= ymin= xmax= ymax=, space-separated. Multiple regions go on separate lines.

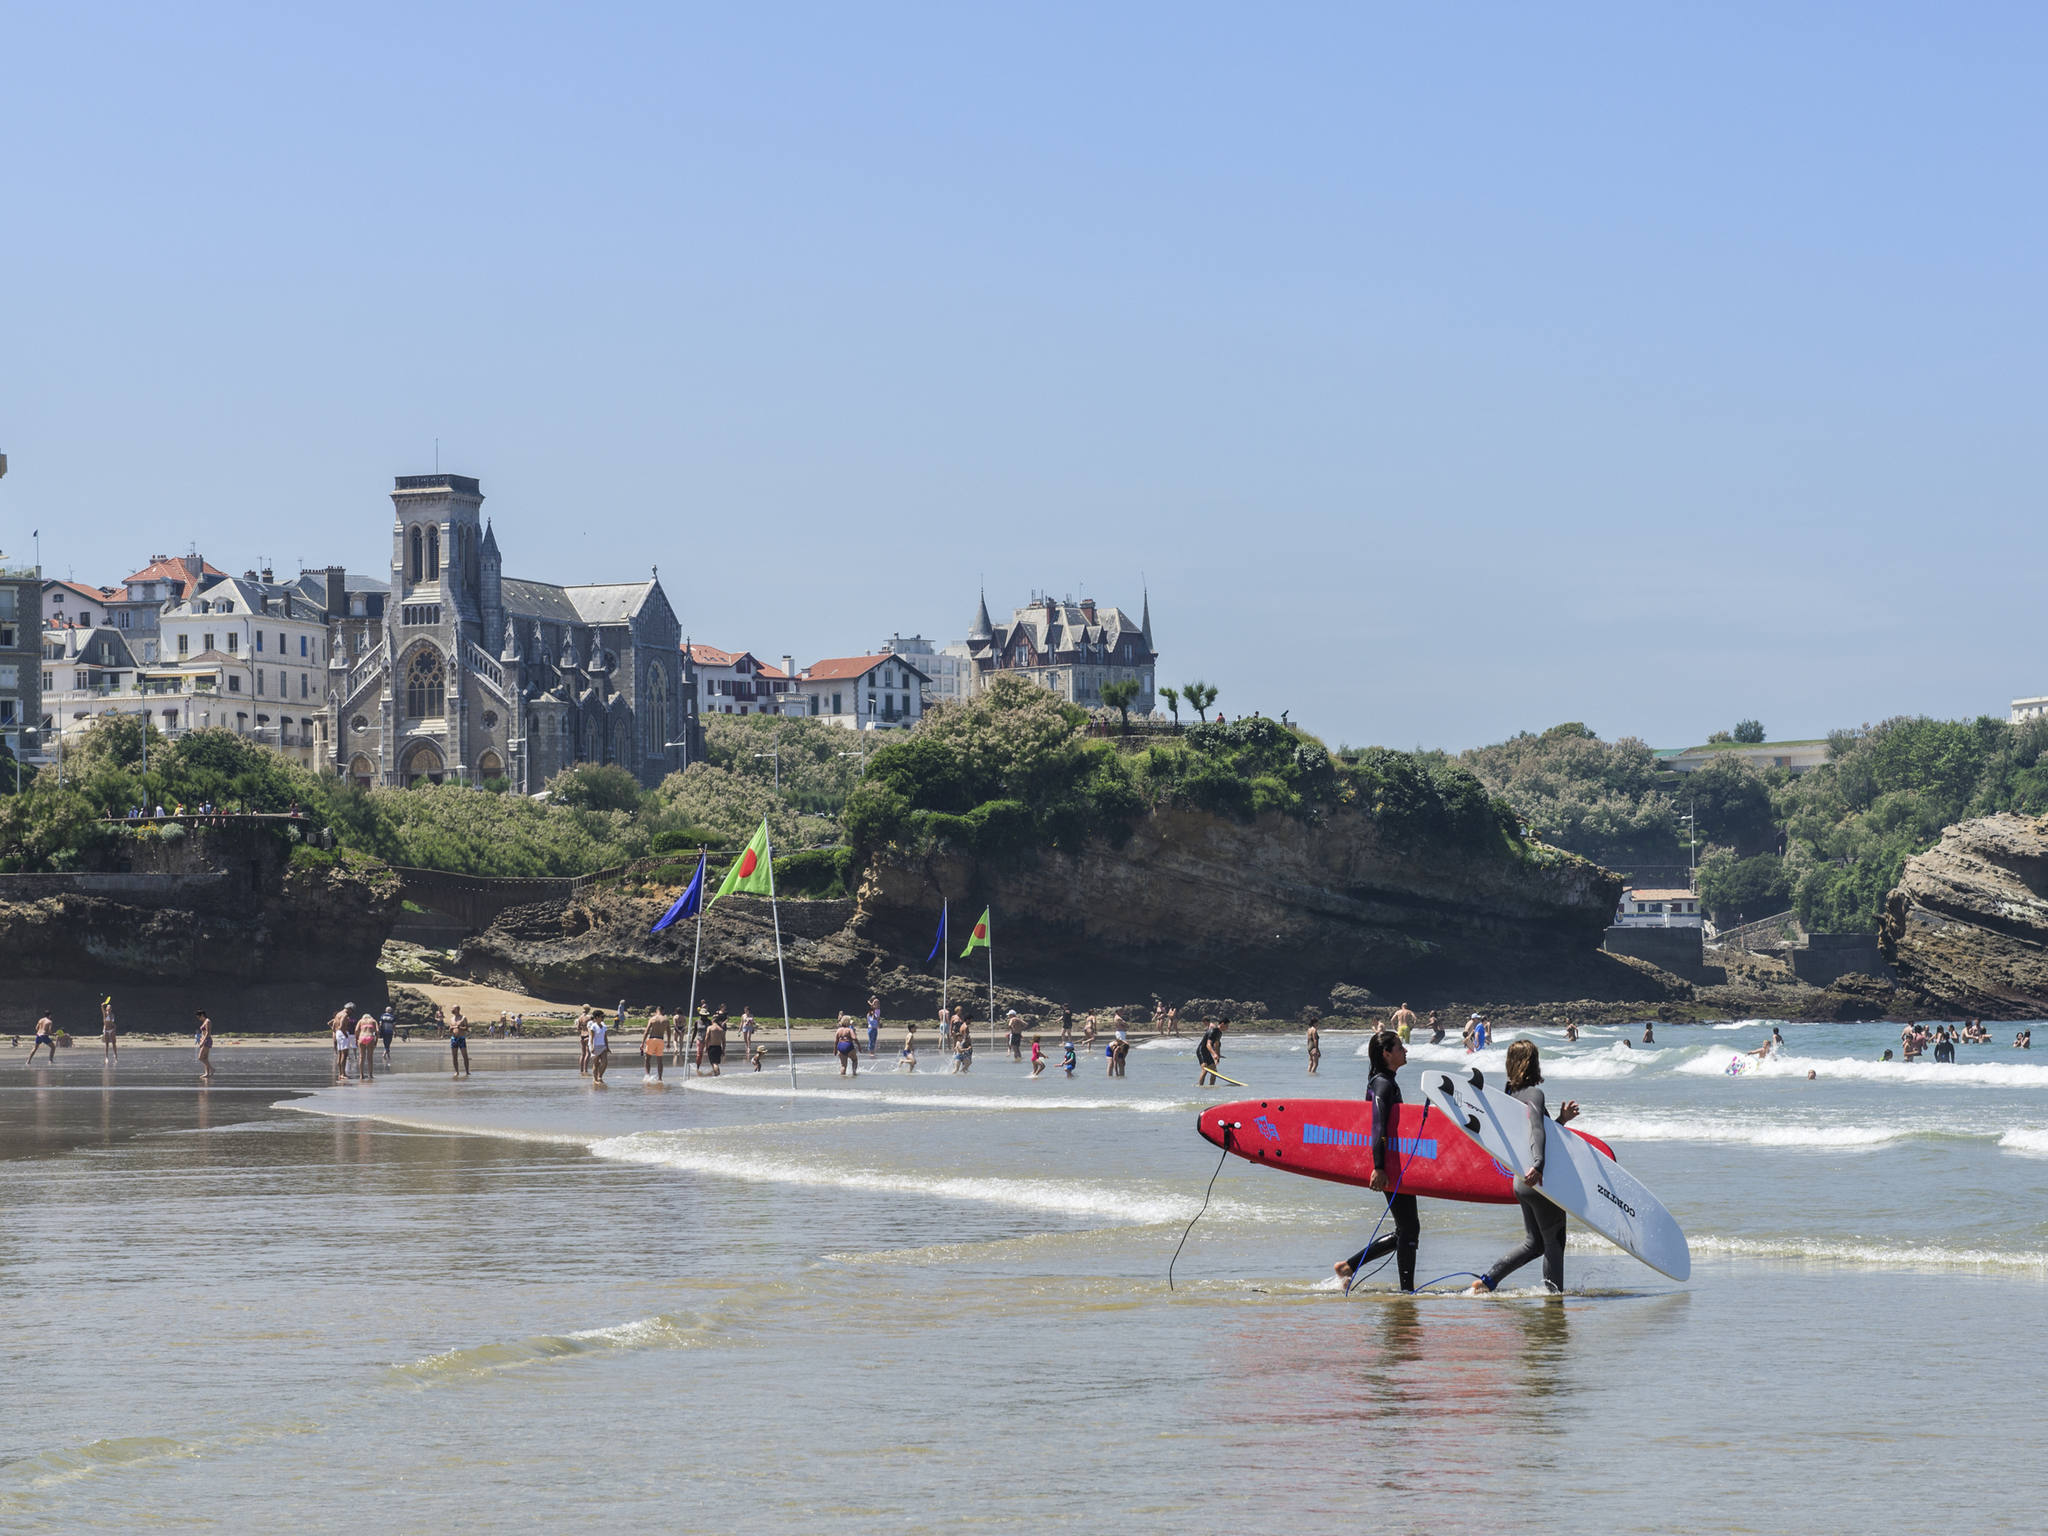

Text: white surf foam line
xmin=1689 ymin=1233 xmax=2048 ymax=1274
xmin=1998 ymin=1128 xmax=2048 ymax=1156
xmin=1574 ymin=1113 xmax=1918 ymax=1149
xmin=277 ymin=1099 xmax=597 ymax=1148
xmin=1392 ymin=1041 xmax=1649 ymax=1079
xmin=677 ymin=1077 xmax=1190 ymax=1114
xmin=588 ymin=1130 xmax=1272 ymax=1226
xmin=1676 ymin=1052 xmax=2048 ymax=1088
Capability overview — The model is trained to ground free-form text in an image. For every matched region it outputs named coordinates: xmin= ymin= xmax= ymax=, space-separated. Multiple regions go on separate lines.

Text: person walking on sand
xmin=577 ymin=1008 xmax=593 ymax=1076
xmin=195 ymin=1011 xmax=215 ymax=1083
xmin=1469 ymin=1039 xmax=1580 ymax=1297
xmin=101 ymin=997 xmax=118 ymax=1064
xmin=356 ymin=1007 xmax=378 ymax=1082
xmin=642 ymin=1006 xmax=670 ymax=1082
xmin=1307 ymin=1022 xmax=1321 ymax=1075
xmin=703 ymin=1013 xmax=726 ymax=1076
xmin=379 ymin=1006 xmax=395 ymax=1067
xmin=449 ymin=1006 xmax=471 ymax=1078
xmin=332 ymin=1008 xmax=353 ymax=1081
xmin=27 ymin=1011 xmax=58 ymax=1066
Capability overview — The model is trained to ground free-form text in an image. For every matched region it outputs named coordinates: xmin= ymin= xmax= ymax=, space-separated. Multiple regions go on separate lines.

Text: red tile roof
xmin=122 ymin=555 xmax=226 ymax=596
xmin=46 ymin=579 xmax=116 ymax=607
xmin=802 ymin=654 xmax=928 ymax=682
xmin=685 ymin=642 xmax=788 ymax=679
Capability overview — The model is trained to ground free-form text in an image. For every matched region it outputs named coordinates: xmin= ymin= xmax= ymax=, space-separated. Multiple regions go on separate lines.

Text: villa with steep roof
xmin=326 ymin=474 xmax=691 ymax=790
xmin=963 ymin=590 xmax=1156 ymax=714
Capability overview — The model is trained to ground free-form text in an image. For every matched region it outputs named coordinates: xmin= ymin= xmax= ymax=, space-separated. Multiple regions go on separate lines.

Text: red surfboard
xmin=1196 ymin=1097 xmax=1618 ymax=1205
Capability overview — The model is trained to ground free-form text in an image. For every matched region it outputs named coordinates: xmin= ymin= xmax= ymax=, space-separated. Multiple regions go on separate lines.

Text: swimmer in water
xmin=1642 ymin=1022 xmax=1655 ymax=1045
xmin=1563 ymin=1018 xmax=1578 ymax=1043
xmin=1469 ymin=1039 xmax=1579 ymax=1297
xmin=1333 ymin=1031 xmax=1420 ymax=1293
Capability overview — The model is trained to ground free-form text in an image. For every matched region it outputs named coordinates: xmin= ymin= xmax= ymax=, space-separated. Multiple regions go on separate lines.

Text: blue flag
xmin=924 ymin=902 xmax=947 ymax=964
xmin=651 ymin=853 xmax=707 ymax=934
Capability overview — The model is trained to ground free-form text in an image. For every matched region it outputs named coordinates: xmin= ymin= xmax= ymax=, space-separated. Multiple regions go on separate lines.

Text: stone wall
xmin=1601 ymin=925 xmax=1704 ymax=981
xmin=1791 ymin=933 xmax=1891 ymax=986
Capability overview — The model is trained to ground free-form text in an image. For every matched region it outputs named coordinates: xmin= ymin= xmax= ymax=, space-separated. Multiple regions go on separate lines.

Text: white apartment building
xmin=788 ymin=653 xmax=930 ymax=730
xmin=150 ymin=577 xmax=334 ymax=767
xmin=881 ymin=633 xmax=970 ymax=708
xmin=687 ymin=644 xmax=794 ymax=717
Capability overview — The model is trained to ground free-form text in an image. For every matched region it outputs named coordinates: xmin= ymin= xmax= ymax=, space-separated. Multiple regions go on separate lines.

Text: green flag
xmin=960 ymin=906 xmax=991 ymax=957
xmin=713 ymin=819 xmax=774 ymax=902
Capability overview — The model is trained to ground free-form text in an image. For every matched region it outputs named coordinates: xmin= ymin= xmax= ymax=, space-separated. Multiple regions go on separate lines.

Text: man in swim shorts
xmin=704 ymin=1014 xmax=726 ymax=1076
xmin=27 ymin=1012 xmax=58 ymax=1066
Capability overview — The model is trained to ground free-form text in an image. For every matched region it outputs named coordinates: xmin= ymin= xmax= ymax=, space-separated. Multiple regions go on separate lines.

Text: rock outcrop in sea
xmin=462 ymin=803 xmax=1668 ymax=1015
xmin=1881 ymin=812 xmax=2048 ymax=1017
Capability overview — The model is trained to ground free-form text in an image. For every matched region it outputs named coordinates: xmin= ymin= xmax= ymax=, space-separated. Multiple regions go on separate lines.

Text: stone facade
xmin=327 ymin=474 xmax=690 ymax=791
xmin=964 ymin=591 xmax=1156 ymax=714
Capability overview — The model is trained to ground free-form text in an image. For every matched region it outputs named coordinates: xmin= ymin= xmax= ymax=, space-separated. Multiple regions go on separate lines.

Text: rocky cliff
xmin=0 ymin=826 xmax=402 ymax=1032
xmin=462 ymin=803 xmax=1661 ymax=1015
xmin=1881 ymin=812 xmax=2048 ymax=1017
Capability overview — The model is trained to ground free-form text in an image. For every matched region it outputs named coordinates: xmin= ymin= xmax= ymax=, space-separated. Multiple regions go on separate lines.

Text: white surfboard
xmin=1422 ymin=1069 xmax=1691 ymax=1281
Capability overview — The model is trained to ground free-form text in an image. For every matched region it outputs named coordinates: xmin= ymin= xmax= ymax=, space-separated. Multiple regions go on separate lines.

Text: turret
xmin=480 ymin=520 xmax=504 ymax=653
xmin=968 ymin=588 xmax=994 ymax=643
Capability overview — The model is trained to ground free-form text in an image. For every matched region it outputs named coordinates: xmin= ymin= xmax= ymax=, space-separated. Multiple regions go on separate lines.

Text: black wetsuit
xmin=1340 ymin=1066 xmax=1420 ymax=1291
xmin=1481 ymin=1084 xmax=1567 ymax=1293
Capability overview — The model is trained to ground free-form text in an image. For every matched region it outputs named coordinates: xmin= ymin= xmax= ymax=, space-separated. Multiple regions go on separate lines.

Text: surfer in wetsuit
xmin=1469 ymin=1039 xmax=1579 ymax=1296
xmin=1332 ymin=1031 xmax=1421 ymax=1293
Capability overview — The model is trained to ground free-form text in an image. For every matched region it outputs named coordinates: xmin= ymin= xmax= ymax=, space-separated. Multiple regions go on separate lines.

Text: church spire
xmin=1140 ymin=584 xmax=1152 ymax=649
xmin=969 ymin=587 xmax=994 ymax=643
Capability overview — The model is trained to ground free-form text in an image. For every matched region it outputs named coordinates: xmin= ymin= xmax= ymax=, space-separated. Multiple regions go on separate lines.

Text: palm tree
xmin=1100 ymin=678 xmax=1141 ymax=734
xmin=1182 ymin=680 xmax=1218 ymax=722
xmin=1158 ymin=685 xmax=1181 ymax=727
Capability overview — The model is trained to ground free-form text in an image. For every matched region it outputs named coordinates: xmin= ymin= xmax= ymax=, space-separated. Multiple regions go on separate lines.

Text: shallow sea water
xmin=4 ymin=1020 xmax=2046 ymax=1533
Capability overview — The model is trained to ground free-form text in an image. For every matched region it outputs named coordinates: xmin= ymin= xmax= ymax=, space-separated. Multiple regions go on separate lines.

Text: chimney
xmin=244 ymin=569 xmax=259 ymax=582
xmin=260 ymin=565 xmax=273 ymax=585
xmin=1080 ymin=598 xmax=1096 ymax=623
xmin=782 ymin=654 xmax=795 ymax=687
xmin=323 ymin=564 xmax=346 ymax=616
xmin=182 ymin=553 xmax=202 ymax=586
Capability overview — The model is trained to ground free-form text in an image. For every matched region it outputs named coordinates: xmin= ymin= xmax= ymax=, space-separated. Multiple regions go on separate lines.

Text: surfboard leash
xmin=1168 ymin=1121 xmax=1238 ymax=1292
xmin=1345 ymin=1100 xmax=1433 ymax=1297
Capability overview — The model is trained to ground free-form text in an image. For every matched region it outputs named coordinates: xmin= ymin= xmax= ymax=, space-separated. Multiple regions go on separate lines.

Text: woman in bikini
xmin=101 ymin=998 xmax=118 ymax=1063
xmin=195 ymin=1011 xmax=215 ymax=1083
xmin=356 ymin=1008 xmax=378 ymax=1082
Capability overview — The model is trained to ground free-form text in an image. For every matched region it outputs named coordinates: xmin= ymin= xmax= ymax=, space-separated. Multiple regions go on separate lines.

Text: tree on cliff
xmin=1100 ymin=678 xmax=1142 ymax=733
xmin=1459 ymin=723 xmax=1677 ymax=864
xmin=1158 ymin=686 xmax=1181 ymax=726
xmin=1181 ymin=681 xmax=1218 ymax=722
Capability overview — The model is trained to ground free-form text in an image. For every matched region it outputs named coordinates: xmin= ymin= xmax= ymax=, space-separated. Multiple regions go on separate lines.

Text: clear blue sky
xmin=3 ymin=3 xmax=2042 ymax=751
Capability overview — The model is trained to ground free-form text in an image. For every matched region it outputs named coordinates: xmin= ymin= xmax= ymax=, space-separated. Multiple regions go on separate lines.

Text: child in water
xmin=1061 ymin=1039 xmax=1077 ymax=1077
xmin=1030 ymin=1035 xmax=1045 ymax=1077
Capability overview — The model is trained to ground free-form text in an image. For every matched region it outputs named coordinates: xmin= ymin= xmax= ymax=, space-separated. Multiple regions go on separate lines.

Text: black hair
xmin=1366 ymin=1031 xmax=1400 ymax=1075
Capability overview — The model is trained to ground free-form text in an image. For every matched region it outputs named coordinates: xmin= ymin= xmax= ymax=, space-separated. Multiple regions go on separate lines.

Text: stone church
xmin=328 ymin=473 xmax=693 ymax=791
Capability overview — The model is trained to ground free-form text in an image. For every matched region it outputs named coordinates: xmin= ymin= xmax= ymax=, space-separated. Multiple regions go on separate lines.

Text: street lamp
xmin=752 ymin=751 xmax=781 ymax=793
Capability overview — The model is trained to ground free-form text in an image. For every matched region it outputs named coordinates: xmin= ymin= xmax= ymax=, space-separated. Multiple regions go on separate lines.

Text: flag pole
xmin=940 ymin=897 xmax=949 ymax=1030
xmin=765 ymin=825 xmax=797 ymax=1092
xmin=987 ymin=906 xmax=996 ymax=1058
xmin=685 ymin=848 xmax=706 ymax=1033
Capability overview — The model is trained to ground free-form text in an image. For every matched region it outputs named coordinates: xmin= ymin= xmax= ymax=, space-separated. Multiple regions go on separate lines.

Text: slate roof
xmin=501 ymin=578 xmax=585 ymax=626
xmin=564 ymin=581 xmax=657 ymax=626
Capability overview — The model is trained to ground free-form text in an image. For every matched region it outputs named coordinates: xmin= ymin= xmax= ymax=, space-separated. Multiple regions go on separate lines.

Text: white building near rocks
xmin=1613 ymin=887 xmax=1703 ymax=928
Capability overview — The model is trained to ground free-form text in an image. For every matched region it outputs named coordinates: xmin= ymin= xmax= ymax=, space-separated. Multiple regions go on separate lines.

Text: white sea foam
xmin=588 ymin=1131 xmax=1253 ymax=1226
xmin=678 ymin=1078 xmax=1189 ymax=1114
xmin=277 ymin=1101 xmax=596 ymax=1147
xmin=1997 ymin=1128 xmax=2048 ymax=1156
xmin=1689 ymin=1233 xmax=2048 ymax=1273
xmin=1574 ymin=1114 xmax=1913 ymax=1149
xmin=1395 ymin=1040 xmax=1648 ymax=1079
xmin=1675 ymin=1052 xmax=2048 ymax=1088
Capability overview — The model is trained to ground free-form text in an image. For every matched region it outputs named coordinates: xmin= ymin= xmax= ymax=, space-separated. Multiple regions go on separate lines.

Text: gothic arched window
xmin=408 ymin=526 xmax=423 ymax=583
xmin=405 ymin=646 xmax=446 ymax=719
xmin=645 ymin=669 xmax=670 ymax=759
xmin=426 ymin=526 xmax=440 ymax=581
